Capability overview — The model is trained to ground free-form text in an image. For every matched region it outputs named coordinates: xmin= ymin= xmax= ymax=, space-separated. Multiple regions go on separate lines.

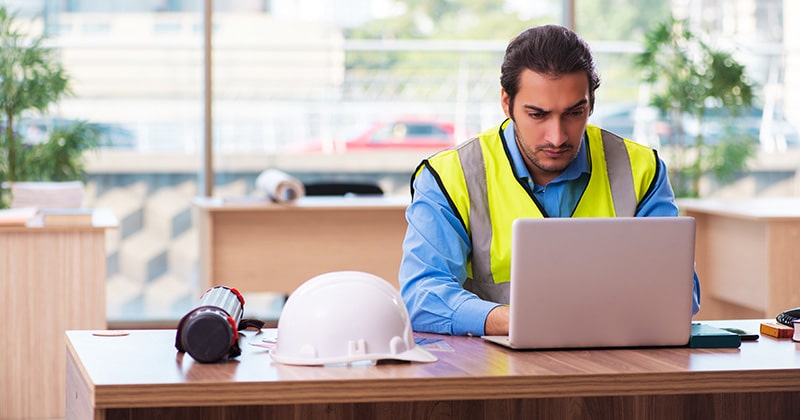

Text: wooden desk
xmin=193 ymin=196 xmax=409 ymax=294
xmin=678 ymin=198 xmax=800 ymax=320
xmin=1 ymin=208 xmax=117 ymax=419
xmin=67 ymin=320 xmax=800 ymax=420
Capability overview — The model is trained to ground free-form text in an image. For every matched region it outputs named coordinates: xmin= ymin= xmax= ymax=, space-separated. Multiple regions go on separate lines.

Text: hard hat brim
xmin=393 ymin=345 xmax=438 ymax=363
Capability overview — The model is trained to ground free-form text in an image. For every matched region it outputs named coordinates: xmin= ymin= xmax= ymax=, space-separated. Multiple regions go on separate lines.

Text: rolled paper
xmin=255 ymin=169 xmax=306 ymax=204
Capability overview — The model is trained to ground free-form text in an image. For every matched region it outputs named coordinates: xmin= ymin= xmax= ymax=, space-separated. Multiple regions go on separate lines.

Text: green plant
xmin=634 ymin=16 xmax=756 ymax=197
xmin=0 ymin=6 xmax=98 ymax=207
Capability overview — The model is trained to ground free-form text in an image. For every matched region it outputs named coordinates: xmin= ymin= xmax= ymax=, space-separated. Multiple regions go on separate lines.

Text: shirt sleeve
xmin=635 ymin=157 xmax=702 ymax=316
xmin=399 ymin=166 xmax=502 ymax=336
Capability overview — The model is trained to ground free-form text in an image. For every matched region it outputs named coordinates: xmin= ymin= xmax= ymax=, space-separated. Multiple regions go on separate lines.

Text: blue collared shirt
xmin=399 ymin=121 xmax=701 ymax=336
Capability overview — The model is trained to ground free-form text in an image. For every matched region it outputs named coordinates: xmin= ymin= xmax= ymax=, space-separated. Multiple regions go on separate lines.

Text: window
xmin=6 ymin=0 xmax=795 ymax=326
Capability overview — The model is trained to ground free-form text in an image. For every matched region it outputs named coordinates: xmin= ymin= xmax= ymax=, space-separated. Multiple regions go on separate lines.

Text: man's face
xmin=502 ymin=69 xmax=591 ymax=186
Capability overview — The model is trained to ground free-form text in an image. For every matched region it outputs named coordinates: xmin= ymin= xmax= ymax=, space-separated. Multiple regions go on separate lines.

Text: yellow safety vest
xmin=413 ymin=120 xmax=659 ymax=303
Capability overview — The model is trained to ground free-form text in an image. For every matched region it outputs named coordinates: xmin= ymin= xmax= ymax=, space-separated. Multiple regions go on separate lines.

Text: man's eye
xmin=568 ymin=110 xmax=585 ymax=117
xmin=529 ymin=112 xmax=545 ymax=119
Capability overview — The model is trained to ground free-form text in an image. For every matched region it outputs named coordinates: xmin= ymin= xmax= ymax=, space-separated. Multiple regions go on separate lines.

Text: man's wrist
xmin=484 ymin=305 xmax=510 ymax=336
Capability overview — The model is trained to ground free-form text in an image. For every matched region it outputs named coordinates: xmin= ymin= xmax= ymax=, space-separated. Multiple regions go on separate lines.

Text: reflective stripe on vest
xmin=602 ymin=130 xmax=636 ymax=217
xmin=458 ymin=139 xmax=503 ymax=302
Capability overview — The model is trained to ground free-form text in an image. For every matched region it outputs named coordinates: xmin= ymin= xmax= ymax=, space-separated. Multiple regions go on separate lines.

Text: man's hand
xmin=484 ymin=305 xmax=510 ymax=336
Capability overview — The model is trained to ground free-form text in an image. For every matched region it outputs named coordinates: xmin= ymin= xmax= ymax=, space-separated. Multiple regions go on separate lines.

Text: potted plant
xmin=0 ymin=6 xmax=99 ymax=208
xmin=634 ymin=15 xmax=756 ymax=197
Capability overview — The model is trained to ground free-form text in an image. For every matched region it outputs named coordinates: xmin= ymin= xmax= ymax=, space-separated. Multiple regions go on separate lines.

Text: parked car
xmin=590 ymin=103 xmax=799 ymax=151
xmin=2 ymin=117 xmax=136 ymax=149
xmin=670 ymin=106 xmax=799 ymax=150
xmin=295 ymin=118 xmax=458 ymax=153
xmin=588 ymin=103 xmax=662 ymax=148
xmin=345 ymin=119 xmax=456 ymax=150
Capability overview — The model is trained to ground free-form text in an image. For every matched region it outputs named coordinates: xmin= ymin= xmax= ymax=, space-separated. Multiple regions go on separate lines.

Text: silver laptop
xmin=483 ymin=217 xmax=695 ymax=350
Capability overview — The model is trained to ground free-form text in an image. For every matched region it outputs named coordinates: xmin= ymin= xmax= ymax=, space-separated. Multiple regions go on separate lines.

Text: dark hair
xmin=500 ymin=25 xmax=600 ymax=115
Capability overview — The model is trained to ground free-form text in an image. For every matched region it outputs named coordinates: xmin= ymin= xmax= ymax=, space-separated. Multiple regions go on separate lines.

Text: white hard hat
xmin=270 ymin=271 xmax=437 ymax=365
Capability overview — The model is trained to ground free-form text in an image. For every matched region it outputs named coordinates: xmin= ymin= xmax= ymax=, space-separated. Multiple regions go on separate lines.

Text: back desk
xmin=193 ymin=196 xmax=410 ymax=294
xmin=678 ymin=198 xmax=800 ymax=320
xmin=66 ymin=320 xmax=800 ymax=420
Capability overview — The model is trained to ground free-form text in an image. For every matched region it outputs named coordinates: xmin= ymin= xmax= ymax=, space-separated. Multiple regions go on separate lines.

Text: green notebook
xmin=689 ymin=323 xmax=742 ymax=348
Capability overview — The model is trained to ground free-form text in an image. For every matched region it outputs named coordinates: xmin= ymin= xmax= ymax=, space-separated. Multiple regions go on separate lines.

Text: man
xmin=399 ymin=24 xmax=701 ymax=337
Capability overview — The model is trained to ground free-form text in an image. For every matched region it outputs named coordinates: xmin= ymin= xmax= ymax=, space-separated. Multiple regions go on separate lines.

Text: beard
xmin=514 ymin=126 xmax=580 ymax=178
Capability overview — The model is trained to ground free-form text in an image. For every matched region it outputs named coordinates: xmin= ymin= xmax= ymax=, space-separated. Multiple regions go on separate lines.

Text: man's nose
xmin=544 ymin=118 xmax=568 ymax=147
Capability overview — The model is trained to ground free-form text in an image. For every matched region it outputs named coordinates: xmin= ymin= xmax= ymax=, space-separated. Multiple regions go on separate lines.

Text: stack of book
xmin=0 ymin=207 xmax=40 ymax=227
xmin=40 ymin=208 xmax=94 ymax=226
xmin=2 ymin=181 xmax=94 ymax=226
xmin=9 ymin=181 xmax=85 ymax=209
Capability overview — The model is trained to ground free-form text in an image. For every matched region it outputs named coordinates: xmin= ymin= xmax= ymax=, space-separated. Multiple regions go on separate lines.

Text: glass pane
xmin=9 ymin=1 xmax=205 ymax=324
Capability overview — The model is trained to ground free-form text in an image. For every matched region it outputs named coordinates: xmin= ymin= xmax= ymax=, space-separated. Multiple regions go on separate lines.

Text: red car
xmin=344 ymin=119 xmax=457 ymax=150
xmin=295 ymin=119 xmax=458 ymax=153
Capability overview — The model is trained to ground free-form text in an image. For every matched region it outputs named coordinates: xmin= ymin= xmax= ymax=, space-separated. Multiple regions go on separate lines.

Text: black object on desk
xmin=719 ymin=327 xmax=759 ymax=341
xmin=689 ymin=323 xmax=742 ymax=348
xmin=175 ymin=286 xmax=264 ymax=363
xmin=776 ymin=306 xmax=800 ymax=327
xmin=304 ymin=182 xmax=384 ymax=196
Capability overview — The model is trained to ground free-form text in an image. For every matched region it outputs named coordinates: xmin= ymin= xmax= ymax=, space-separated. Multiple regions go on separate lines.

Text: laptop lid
xmin=484 ymin=217 xmax=695 ymax=350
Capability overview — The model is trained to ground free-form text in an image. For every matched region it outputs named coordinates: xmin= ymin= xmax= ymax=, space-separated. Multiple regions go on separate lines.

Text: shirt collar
xmin=502 ymin=119 xmax=589 ymax=187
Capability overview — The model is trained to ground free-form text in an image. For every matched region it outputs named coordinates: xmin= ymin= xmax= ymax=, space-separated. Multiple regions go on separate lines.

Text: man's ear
xmin=501 ymin=89 xmax=511 ymax=118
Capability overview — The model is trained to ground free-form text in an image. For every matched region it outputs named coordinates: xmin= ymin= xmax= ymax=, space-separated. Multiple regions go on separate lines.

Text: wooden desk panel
xmin=679 ymin=198 xmax=800 ymax=319
xmin=0 ymin=209 xmax=117 ymax=419
xmin=67 ymin=320 xmax=800 ymax=420
xmin=194 ymin=196 xmax=409 ymax=294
